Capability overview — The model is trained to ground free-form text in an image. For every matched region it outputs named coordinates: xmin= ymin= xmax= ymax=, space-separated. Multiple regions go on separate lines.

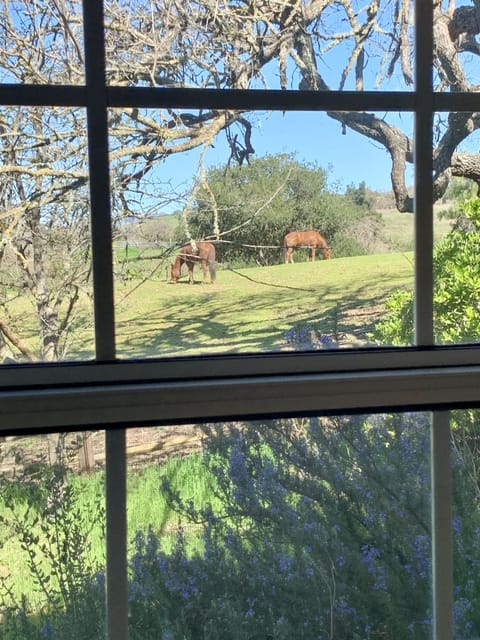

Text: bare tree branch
xmin=1 ymin=0 xmax=480 ymax=359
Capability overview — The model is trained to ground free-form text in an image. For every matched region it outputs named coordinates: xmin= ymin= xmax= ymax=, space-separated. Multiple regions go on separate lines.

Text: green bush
xmin=178 ymin=154 xmax=373 ymax=267
xmin=0 ymin=456 xmax=105 ymax=639
xmin=373 ymin=196 xmax=480 ymax=345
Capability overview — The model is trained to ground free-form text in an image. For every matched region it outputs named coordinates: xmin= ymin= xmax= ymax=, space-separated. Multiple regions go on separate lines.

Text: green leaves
xmin=183 ymin=154 xmax=371 ymax=267
xmin=374 ymin=196 xmax=480 ymax=346
xmin=0 ymin=454 xmax=105 ymax=639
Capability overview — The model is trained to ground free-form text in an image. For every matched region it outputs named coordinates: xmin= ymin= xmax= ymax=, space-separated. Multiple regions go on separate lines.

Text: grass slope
xmin=379 ymin=206 xmax=452 ymax=251
xmin=8 ymin=251 xmax=414 ymax=359
xmin=114 ymin=252 xmax=414 ymax=358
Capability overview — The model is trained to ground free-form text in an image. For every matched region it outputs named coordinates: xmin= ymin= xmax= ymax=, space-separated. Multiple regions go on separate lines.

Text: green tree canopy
xmin=178 ymin=154 xmax=376 ymax=267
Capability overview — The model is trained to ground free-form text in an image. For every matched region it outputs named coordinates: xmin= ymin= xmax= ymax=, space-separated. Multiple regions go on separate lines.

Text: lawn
xmin=6 ymin=251 xmax=414 ymax=359
xmin=6 ymin=202 xmax=439 ymax=360
xmin=114 ymin=251 xmax=414 ymax=358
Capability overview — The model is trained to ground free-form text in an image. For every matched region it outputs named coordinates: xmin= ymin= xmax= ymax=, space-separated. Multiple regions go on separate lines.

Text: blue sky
xmin=158 ymin=110 xmax=414 ymax=214
xmin=247 ymin=111 xmax=412 ymax=191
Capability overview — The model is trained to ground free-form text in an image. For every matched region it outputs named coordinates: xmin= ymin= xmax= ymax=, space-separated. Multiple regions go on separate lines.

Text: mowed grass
xmin=8 ymin=204 xmax=447 ymax=359
xmin=114 ymin=251 xmax=414 ymax=357
xmin=6 ymin=250 xmax=414 ymax=359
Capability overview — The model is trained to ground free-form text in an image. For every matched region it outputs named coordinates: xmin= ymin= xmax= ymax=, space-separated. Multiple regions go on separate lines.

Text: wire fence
xmin=114 ymin=237 xmax=332 ymax=291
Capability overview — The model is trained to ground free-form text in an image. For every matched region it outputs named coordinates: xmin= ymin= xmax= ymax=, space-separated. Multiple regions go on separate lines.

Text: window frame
xmin=0 ymin=2 xmax=471 ymax=639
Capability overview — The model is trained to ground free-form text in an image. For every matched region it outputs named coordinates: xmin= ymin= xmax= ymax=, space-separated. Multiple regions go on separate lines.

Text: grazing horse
xmin=283 ymin=230 xmax=331 ymax=264
xmin=170 ymin=241 xmax=216 ymax=284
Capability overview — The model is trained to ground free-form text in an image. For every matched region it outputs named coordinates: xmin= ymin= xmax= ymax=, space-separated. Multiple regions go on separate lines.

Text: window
xmin=1 ymin=2 xmax=480 ymax=639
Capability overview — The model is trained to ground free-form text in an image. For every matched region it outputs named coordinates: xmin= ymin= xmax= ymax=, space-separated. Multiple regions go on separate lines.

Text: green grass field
xmin=9 ymin=250 xmax=415 ymax=359
xmin=114 ymin=251 xmax=414 ymax=357
xmin=108 ymin=203 xmax=452 ymax=358
xmin=0 ymin=453 xmax=217 ymax=609
xmin=9 ymin=206 xmax=451 ymax=359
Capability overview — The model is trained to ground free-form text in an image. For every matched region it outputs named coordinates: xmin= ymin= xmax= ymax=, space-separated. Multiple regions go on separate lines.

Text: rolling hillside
xmin=114 ymin=251 xmax=414 ymax=358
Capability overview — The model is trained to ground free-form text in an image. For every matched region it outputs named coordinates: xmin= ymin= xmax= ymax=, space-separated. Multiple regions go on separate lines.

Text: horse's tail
xmin=208 ymin=244 xmax=216 ymax=283
xmin=283 ymin=235 xmax=289 ymax=263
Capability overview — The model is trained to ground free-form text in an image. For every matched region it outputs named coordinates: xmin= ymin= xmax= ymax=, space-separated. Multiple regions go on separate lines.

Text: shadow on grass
xmin=115 ymin=266 xmax=411 ymax=358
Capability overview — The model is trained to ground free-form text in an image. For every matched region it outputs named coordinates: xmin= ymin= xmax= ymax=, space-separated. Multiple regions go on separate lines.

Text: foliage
xmin=0 ymin=455 xmax=105 ymax=639
xmin=331 ymin=234 xmax=370 ymax=258
xmin=345 ymin=181 xmax=372 ymax=210
xmin=181 ymin=154 xmax=379 ymax=266
xmin=373 ymin=197 xmax=480 ymax=345
xmin=130 ymin=412 xmax=480 ymax=639
xmin=371 ymin=288 xmax=414 ymax=346
xmin=437 ymin=178 xmax=478 ymax=230
xmin=3 ymin=411 xmax=480 ymax=638
xmin=441 ymin=178 xmax=477 ymax=212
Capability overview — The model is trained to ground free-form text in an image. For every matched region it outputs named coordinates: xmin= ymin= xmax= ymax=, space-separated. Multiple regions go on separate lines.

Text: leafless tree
xmin=104 ymin=0 xmax=480 ymax=211
xmin=0 ymin=0 xmax=478 ymax=360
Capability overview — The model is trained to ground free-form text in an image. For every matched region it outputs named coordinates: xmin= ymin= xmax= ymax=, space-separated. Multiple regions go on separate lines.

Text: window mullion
xmin=414 ymin=0 xmax=434 ymax=347
xmin=82 ymin=0 xmax=115 ymax=361
xmin=82 ymin=2 xmax=127 ymax=639
xmin=414 ymin=6 xmax=452 ymax=640
xmin=104 ymin=429 xmax=128 ymax=640
xmin=431 ymin=411 xmax=453 ymax=640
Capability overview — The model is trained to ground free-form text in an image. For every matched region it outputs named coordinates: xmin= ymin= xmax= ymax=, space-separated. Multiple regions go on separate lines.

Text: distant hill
xmin=117 ymin=213 xmax=179 ymax=248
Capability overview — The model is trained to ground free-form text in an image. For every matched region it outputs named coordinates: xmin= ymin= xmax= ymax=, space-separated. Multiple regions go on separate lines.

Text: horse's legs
xmin=285 ymin=247 xmax=294 ymax=264
xmin=311 ymin=247 xmax=316 ymax=261
xmin=188 ymin=264 xmax=194 ymax=284
xmin=201 ymin=260 xmax=208 ymax=284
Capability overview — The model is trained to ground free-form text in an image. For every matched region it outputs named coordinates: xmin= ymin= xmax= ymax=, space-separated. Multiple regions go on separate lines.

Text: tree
xmin=345 ymin=181 xmax=372 ymax=210
xmin=0 ymin=105 xmax=92 ymax=361
xmin=2 ymin=0 xmax=480 ymax=358
xmin=181 ymin=154 xmax=375 ymax=266
xmin=102 ymin=0 xmax=480 ymax=212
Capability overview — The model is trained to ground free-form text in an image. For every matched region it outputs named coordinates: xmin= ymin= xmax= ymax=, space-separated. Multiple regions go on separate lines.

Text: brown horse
xmin=170 ymin=241 xmax=216 ymax=284
xmin=283 ymin=230 xmax=331 ymax=264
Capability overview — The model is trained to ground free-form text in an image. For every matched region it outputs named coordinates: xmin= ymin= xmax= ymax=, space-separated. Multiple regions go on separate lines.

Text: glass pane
xmin=433 ymin=113 xmax=480 ymax=345
xmin=0 ymin=431 xmax=106 ymax=637
xmin=452 ymin=409 xmax=480 ymax=638
xmin=127 ymin=412 xmax=432 ymax=639
xmin=104 ymin=0 xmax=413 ymax=91
xmin=0 ymin=0 xmax=84 ymax=84
xmin=0 ymin=106 xmax=94 ymax=364
xmin=110 ymin=109 xmax=415 ymax=357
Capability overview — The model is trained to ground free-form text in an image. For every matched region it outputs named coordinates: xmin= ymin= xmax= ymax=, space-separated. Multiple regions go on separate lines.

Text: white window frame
xmin=0 ymin=2 xmax=475 ymax=639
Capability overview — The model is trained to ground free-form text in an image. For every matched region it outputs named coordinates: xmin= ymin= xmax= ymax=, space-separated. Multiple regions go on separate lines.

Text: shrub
xmin=148 ymin=413 xmax=433 ymax=639
xmin=0 ymin=455 xmax=105 ymax=639
xmin=373 ymin=196 xmax=480 ymax=346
